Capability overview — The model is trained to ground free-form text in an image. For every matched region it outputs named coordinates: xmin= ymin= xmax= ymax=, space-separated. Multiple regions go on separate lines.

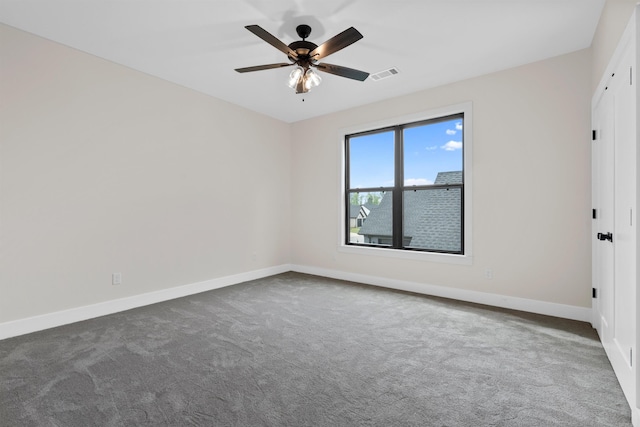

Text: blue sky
xmin=348 ymin=118 xmax=463 ymax=189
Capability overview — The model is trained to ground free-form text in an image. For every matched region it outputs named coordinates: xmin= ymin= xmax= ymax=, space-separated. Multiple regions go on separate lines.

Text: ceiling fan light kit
xmin=286 ymin=66 xmax=321 ymax=92
xmin=235 ymin=24 xmax=369 ymax=94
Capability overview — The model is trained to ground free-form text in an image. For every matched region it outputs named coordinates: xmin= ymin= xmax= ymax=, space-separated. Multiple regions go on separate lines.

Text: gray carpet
xmin=0 ymin=272 xmax=632 ymax=426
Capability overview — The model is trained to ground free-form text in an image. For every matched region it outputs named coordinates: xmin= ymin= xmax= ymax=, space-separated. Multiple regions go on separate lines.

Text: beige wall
xmin=591 ymin=0 xmax=638 ymax=92
xmin=0 ymin=25 xmax=291 ymax=323
xmin=290 ymin=49 xmax=592 ymax=308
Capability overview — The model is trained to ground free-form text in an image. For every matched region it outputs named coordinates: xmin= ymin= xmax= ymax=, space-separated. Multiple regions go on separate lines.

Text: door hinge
xmin=630 ymin=66 xmax=633 ymax=85
xmin=592 ymin=130 xmax=596 ymax=141
xmin=592 ymin=209 xmax=597 ymax=219
xmin=592 ymin=288 xmax=597 ymax=298
xmin=631 ymin=348 xmax=633 ymax=367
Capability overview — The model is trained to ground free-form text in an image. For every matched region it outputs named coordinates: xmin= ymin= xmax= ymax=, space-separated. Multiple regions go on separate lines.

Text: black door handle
xmin=597 ymin=232 xmax=613 ymax=242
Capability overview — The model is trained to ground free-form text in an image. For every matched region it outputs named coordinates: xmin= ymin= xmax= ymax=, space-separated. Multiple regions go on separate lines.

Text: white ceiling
xmin=1 ymin=0 xmax=606 ymax=123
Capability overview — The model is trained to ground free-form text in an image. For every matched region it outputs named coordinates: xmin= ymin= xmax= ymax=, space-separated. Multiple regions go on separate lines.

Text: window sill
xmin=338 ymin=244 xmax=473 ymax=265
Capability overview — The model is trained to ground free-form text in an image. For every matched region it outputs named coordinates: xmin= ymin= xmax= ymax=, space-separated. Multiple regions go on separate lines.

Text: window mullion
xmin=392 ymin=127 xmax=403 ymax=248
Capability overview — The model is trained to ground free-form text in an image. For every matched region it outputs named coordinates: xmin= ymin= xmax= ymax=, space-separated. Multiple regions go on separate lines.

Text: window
xmin=345 ymin=111 xmax=467 ymax=255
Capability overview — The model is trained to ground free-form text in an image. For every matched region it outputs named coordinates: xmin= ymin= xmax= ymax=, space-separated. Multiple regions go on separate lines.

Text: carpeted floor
xmin=0 ymin=272 xmax=632 ymax=426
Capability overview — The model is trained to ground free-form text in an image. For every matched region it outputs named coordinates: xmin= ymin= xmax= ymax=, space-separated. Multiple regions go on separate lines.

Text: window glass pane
xmin=403 ymin=188 xmax=462 ymax=252
xmin=403 ymin=118 xmax=463 ymax=186
xmin=348 ymin=131 xmax=395 ymax=189
xmin=348 ymin=191 xmax=391 ymax=246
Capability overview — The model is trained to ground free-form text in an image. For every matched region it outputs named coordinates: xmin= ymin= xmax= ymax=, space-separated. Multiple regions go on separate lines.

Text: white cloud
xmin=442 ymin=140 xmax=462 ymax=151
xmin=404 ymin=178 xmax=433 ymax=186
xmin=446 ymin=129 xmax=456 ymax=135
xmin=455 ymin=122 xmax=463 ymax=130
xmin=425 ymin=145 xmax=438 ymax=151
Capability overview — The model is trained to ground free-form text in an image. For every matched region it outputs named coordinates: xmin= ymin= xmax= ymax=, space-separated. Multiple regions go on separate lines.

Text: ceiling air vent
xmin=370 ymin=67 xmax=399 ymax=81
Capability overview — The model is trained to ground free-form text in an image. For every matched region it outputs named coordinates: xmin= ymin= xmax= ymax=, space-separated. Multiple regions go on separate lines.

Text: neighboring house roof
xmin=356 ymin=197 xmax=390 ymax=235
xmin=349 ymin=204 xmax=372 ymax=219
xmin=358 ymin=171 xmax=462 ymax=252
xmin=349 ymin=204 xmax=361 ymax=219
xmin=432 ymin=171 xmax=462 ymax=185
xmin=349 ymin=203 xmax=374 ymax=220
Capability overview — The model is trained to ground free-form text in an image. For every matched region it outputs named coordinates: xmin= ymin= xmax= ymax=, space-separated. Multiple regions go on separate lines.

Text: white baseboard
xmin=0 ymin=263 xmax=593 ymax=341
xmin=291 ymin=264 xmax=592 ymax=323
xmin=0 ymin=264 xmax=292 ymax=341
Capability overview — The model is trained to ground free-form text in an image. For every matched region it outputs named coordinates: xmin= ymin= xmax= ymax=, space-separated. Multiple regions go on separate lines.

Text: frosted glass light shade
xmin=304 ymin=68 xmax=322 ymax=90
xmin=287 ymin=67 xmax=304 ymax=89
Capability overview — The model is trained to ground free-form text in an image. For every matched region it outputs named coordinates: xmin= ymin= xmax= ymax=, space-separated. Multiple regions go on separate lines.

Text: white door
xmin=592 ymin=81 xmax=615 ymax=341
xmin=592 ymin=38 xmax=636 ymax=407
xmin=613 ymin=46 xmax=636 ymax=372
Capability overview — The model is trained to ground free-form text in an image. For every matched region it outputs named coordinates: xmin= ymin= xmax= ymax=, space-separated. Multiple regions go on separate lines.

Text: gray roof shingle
xmin=349 ymin=204 xmax=361 ymax=219
xmin=358 ymin=171 xmax=462 ymax=252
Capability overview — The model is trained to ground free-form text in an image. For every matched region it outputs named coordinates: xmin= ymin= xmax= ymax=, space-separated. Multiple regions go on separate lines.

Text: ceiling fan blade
xmin=235 ymin=63 xmax=294 ymax=73
xmin=245 ymin=25 xmax=298 ymax=58
xmin=316 ymin=63 xmax=369 ymax=81
xmin=309 ymin=27 xmax=363 ymax=61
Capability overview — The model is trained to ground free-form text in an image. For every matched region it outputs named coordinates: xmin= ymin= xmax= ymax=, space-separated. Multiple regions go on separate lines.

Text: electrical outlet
xmin=484 ymin=268 xmax=493 ymax=280
xmin=112 ymin=273 xmax=122 ymax=285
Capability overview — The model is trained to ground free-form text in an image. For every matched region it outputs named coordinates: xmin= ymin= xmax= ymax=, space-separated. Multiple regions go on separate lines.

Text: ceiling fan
xmin=235 ymin=24 xmax=370 ymax=94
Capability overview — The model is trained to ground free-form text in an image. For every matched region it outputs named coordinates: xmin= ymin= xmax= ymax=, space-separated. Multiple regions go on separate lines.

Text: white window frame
xmin=338 ymin=102 xmax=473 ymax=265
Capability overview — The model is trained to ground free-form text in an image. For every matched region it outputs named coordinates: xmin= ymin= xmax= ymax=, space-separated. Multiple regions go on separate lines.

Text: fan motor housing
xmin=288 ymin=40 xmax=318 ymax=62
